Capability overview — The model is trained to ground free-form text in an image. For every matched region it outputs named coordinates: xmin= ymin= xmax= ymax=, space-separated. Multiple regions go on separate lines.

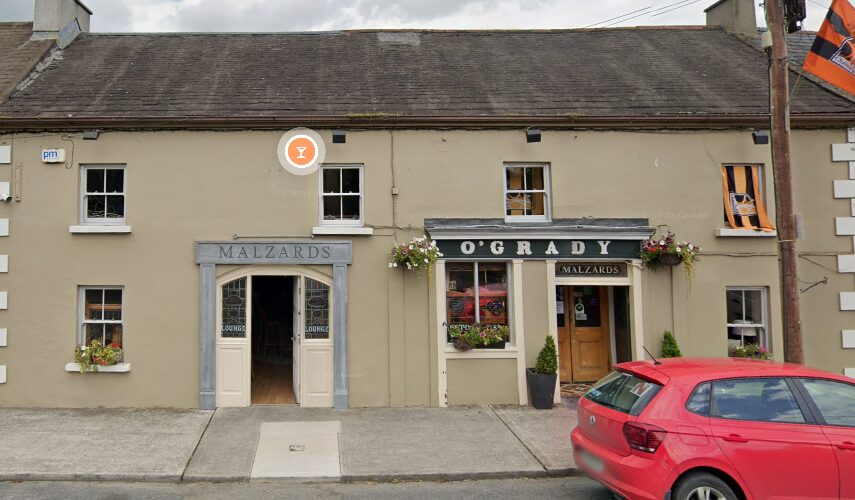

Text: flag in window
xmin=721 ymin=165 xmax=775 ymax=231
xmin=803 ymin=0 xmax=855 ymax=95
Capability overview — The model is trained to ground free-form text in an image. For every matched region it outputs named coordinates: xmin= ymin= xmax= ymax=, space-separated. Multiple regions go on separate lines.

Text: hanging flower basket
xmin=389 ymin=236 xmax=443 ymax=273
xmin=640 ymin=231 xmax=701 ymax=273
xmin=657 ymin=252 xmax=682 ymax=267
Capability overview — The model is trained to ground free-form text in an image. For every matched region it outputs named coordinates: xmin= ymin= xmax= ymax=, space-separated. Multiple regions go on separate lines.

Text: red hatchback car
xmin=571 ymin=358 xmax=855 ymax=500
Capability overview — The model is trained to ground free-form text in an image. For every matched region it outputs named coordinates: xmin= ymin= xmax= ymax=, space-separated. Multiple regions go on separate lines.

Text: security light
xmin=752 ymin=130 xmax=769 ymax=145
xmin=82 ymin=130 xmax=100 ymax=141
xmin=526 ymin=128 xmax=541 ymax=143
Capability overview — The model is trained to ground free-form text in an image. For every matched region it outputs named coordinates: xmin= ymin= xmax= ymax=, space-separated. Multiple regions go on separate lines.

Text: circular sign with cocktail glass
xmin=277 ymin=128 xmax=326 ymax=175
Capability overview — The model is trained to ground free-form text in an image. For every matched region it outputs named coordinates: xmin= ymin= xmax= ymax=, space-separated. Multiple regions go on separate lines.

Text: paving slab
xmin=492 ymin=405 xmax=578 ymax=474
xmin=251 ymin=421 xmax=341 ymax=479
xmin=338 ymin=407 xmax=544 ymax=481
xmin=0 ymin=408 xmax=212 ymax=482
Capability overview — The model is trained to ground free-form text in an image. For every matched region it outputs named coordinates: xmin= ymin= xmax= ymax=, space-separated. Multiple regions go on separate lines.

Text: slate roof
xmin=0 ymin=27 xmax=852 ymax=124
xmin=0 ymin=23 xmax=53 ymax=102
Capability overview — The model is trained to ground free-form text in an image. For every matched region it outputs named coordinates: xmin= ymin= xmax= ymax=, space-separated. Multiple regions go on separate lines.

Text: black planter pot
xmin=526 ymin=368 xmax=557 ymax=410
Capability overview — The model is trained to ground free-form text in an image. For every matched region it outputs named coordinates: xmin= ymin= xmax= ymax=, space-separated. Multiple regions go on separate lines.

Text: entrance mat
xmin=560 ymin=382 xmax=594 ymax=399
xmin=251 ymin=421 xmax=341 ymax=479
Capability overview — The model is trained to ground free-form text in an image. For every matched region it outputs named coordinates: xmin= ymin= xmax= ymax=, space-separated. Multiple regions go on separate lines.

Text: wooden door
xmin=299 ymin=277 xmax=334 ymax=408
xmin=556 ymin=286 xmax=573 ymax=382
xmin=216 ymin=277 xmax=251 ymax=407
xmin=570 ymin=286 xmax=611 ymax=382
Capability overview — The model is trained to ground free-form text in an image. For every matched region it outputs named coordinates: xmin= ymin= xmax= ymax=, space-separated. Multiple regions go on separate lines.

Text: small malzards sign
xmin=277 ymin=128 xmax=326 ymax=175
xmin=556 ymin=262 xmax=627 ymax=277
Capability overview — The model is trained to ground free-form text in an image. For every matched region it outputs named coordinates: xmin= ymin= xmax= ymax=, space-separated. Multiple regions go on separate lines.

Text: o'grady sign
xmin=435 ymin=239 xmax=641 ymax=260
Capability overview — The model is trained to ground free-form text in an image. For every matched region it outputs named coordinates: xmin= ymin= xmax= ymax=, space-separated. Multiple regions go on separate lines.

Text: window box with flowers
xmin=447 ymin=323 xmax=510 ymax=351
xmin=65 ymin=340 xmax=130 ymax=373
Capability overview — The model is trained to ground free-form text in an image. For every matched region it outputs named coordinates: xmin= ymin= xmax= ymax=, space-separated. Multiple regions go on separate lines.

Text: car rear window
xmin=584 ymin=370 xmax=663 ymax=416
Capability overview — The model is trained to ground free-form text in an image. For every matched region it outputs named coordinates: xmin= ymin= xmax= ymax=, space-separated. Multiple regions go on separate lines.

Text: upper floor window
xmin=505 ymin=163 xmax=550 ymax=221
xmin=320 ymin=165 xmax=363 ymax=226
xmin=81 ymin=165 xmax=125 ymax=225
xmin=721 ymin=164 xmax=774 ymax=232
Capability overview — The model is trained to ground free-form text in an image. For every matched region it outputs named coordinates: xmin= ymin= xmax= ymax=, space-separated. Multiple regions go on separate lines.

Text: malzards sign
xmin=435 ymin=239 xmax=640 ymax=260
xmin=557 ymin=262 xmax=627 ymax=277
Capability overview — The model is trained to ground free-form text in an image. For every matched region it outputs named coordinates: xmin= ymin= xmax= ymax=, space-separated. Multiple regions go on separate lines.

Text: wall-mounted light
xmin=82 ymin=130 xmax=100 ymax=141
xmin=526 ymin=128 xmax=541 ymax=143
xmin=752 ymin=130 xmax=769 ymax=145
xmin=332 ymin=130 xmax=346 ymax=144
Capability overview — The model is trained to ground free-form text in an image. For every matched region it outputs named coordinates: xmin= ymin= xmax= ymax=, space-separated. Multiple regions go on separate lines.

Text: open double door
xmin=215 ymin=274 xmax=333 ymax=407
xmin=556 ymin=285 xmax=611 ymax=383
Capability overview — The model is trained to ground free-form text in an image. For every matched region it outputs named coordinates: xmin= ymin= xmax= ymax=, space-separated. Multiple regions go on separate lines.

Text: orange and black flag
xmin=803 ymin=0 xmax=855 ymax=95
xmin=721 ymin=165 xmax=775 ymax=232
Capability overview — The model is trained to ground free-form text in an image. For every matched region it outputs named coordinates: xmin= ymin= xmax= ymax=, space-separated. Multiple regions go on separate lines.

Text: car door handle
xmin=836 ymin=441 xmax=855 ymax=451
xmin=721 ymin=434 xmax=749 ymax=443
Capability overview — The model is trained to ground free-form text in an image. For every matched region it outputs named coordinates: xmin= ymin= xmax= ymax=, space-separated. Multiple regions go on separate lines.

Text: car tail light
xmin=623 ymin=422 xmax=667 ymax=453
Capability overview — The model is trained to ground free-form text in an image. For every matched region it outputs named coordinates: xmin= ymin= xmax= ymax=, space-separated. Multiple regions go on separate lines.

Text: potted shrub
xmin=526 ymin=335 xmax=558 ymax=409
xmin=447 ymin=323 xmax=509 ymax=351
xmin=661 ymin=330 xmax=682 ymax=358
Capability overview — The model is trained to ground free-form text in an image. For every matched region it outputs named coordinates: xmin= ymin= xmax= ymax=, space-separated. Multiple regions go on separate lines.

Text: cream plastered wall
xmin=791 ymin=129 xmax=855 ymax=376
xmin=0 ymin=127 xmax=841 ymax=408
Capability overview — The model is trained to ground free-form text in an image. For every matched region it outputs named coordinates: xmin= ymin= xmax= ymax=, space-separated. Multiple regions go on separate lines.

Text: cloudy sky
xmin=0 ymin=0 xmax=832 ymax=32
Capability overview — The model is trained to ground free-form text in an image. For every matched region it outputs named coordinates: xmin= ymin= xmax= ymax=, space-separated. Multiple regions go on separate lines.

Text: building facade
xmin=0 ymin=0 xmax=853 ymax=409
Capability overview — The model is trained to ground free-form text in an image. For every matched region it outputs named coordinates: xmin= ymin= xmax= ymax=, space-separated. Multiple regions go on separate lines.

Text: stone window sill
xmin=715 ymin=228 xmax=777 ymax=238
xmin=445 ymin=347 xmax=519 ymax=359
xmin=65 ymin=362 xmax=131 ymax=373
xmin=312 ymin=226 xmax=374 ymax=236
xmin=69 ymin=225 xmax=132 ymax=234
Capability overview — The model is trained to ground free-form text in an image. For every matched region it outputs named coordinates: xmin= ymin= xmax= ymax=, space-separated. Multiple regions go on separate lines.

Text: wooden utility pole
xmin=765 ymin=0 xmax=804 ymax=363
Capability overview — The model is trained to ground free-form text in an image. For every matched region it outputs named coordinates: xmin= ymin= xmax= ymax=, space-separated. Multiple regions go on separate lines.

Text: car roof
xmin=616 ymin=357 xmax=852 ymax=384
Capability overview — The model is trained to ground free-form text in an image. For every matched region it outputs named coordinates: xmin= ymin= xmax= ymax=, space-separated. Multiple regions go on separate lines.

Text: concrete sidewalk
xmin=0 ymin=405 xmax=578 ymax=483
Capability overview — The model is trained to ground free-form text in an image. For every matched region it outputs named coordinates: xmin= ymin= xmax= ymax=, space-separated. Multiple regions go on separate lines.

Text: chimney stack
xmin=705 ymin=0 xmax=758 ymax=37
xmin=32 ymin=0 xmax=92 ymax=46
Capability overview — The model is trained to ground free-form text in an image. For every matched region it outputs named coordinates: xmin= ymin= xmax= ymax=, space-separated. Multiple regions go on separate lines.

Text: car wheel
xmin=672 ymin=472 xmax=738 ymax=500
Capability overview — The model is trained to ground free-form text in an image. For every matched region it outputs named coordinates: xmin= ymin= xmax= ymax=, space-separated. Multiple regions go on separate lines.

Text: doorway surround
xmin=195 ymin=240 xmax=352 ymax=410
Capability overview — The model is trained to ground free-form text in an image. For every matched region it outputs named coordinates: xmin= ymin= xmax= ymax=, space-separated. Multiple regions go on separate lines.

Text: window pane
xmin=84 ymin=323 xmax=104 ymax=345
xmin=323 ymin=196 xmax=342 ymax=220
xmin=305 ymin=278 xmax=330 ymax=339
xmin=526 ymin=192 xmax=545 ymax=216
xmin=800 ymin=379 xmax=855 ymax=427
xmin=221 ymin=278 xmax=246 ymax=338
xmin=506 ymin=193 xmax=526 ymax=216
xmin=341 ymin=168 xmax=359 ymax=193
xmin=726 ymin=289 xmax=743 ymax=323
xmin=341 ymin=195 xmax=360 ymax=220
xmin=574 ymin=286 xmax=602 ymax=327
xmin=86 ymin=169 xmax=104 ymax=193
xmin=105 ymin=169 xmax=123 ymax=193
xmin=87 ymin=195 xmax=106 ymax=219
xmin=447 ymin=263 xmax=475 ymax=329
xmin=322 ymin=168 xmax=340 ymax=194
xmin=743 ymin=290 xmax=763 ymax=324
xmin=104 ymin=289 xmax=122 ymax=320
xmin=85 ymin=289 xmax=104 ymax=320
xmin=104 ymin=324 xmax=123 ymax=347
xmin=712 ymin=378 xmax=805 ymax=423
xmin=106 ymin=195 xmax=124 ymax=218
xmin=529 ymin=166 xmax=545 ymax=190
xmin=478 ymin=263 xmax=507 ymax=327
xmin=506 ymin=167 xmax=524 ymax=190
xmin=686 ymin=382 xmax=711 ymax=416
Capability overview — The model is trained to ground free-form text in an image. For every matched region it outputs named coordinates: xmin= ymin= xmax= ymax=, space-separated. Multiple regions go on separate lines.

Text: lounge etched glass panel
xmin=221 ymin=278 xmax=247 ymax=338
xmin=304 ymin=278 xmax=330 ymax=339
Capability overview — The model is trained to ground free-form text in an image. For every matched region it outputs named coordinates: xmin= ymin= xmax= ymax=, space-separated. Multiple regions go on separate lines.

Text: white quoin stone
xmin=0 ymin=366 xmax=5 ymax=384
xmin=839 ymin=255 xmax=855 ymax=273
xmin=843 ymin=330 xmax=855 ymax=349
xmin=833 ymin=143 xmax=855 ymax=162
xmin=848 ymin=128 xmax=855 ymax=143
xmin=834 ymin=180 xmax=855 ymax=198
xmin=836 ymin=217 xmax=855 ymax=235
xmin=0 ymin=328 xmax=6 ymax=347
xmin=0 ymin=255 xmax=7 ymax=273
xmin=846 ymin=368 xmax=855 ymax=379
xmin=850 ymin=162 xmax=855 ymax=180
xmin=841 ymin=292 xmax=855 ymax=311
xmin=852 ymin=199 xmax=855 ymax=217
xmin=0 ymin=145 xmax=10 ymax=164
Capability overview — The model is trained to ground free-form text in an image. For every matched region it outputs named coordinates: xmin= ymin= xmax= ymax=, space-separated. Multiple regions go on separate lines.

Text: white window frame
xmin=318 ymin=164 xmax=364 ymax=227
xmin=80 ymin=164 xmax=127 ymax=225
xmin=726 ymin=286 xmax=769 ymax=349
xmin=444 ymin=261 xmax=514 ymax=346
xmin=504 ymin=163 xmax=551 ymax=223
xmin=77 ymin=286 xmax=124 ymax=346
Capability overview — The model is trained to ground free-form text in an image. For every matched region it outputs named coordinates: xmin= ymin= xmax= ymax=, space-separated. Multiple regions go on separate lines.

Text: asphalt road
xmin=0 ymin=477 xmax=612 ymax=499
